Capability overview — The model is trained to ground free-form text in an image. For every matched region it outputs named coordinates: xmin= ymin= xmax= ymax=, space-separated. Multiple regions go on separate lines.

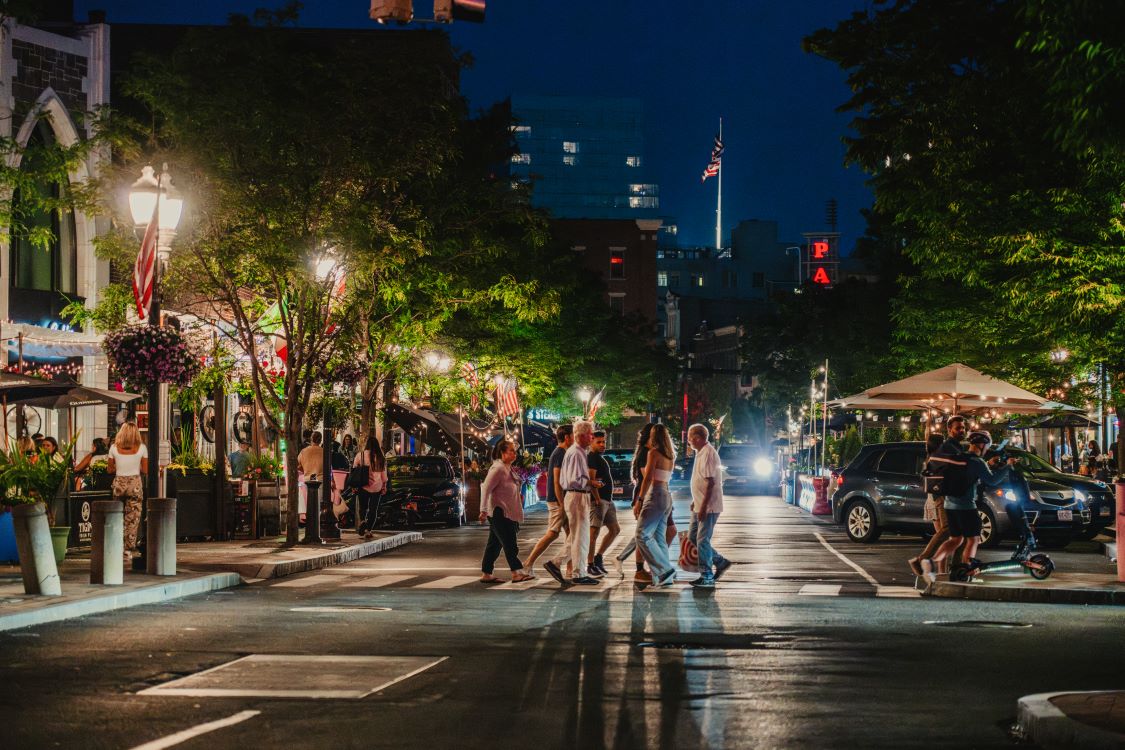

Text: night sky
xmin=75 ymin=0 xmax=872 ymax=251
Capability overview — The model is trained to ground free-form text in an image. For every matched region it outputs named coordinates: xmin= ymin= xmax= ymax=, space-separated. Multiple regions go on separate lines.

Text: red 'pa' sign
xmin=811 ymin=267 xmax=830 ymax=285
xmin=812 ymin=241 xmax=829 ymax=259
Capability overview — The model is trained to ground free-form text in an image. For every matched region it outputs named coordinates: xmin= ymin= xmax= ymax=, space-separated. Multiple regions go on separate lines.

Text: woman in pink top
xmin=354 ymin=435 xmax=389 ymax=539
xmin=479 ymin=439 xmax=534 ymax=583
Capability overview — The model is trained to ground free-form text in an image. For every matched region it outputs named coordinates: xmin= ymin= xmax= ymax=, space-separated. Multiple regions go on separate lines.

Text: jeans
xmin=482 ymin=507 xmax=523 ymax=573
xmin=358 ymin=489 xmax=383 ymax=529
xmin=688 ymin=512 xmax=727 ymax=579
xmin=636 ymin=483 xmax=673 ymax=579
xmin=552 ymin=491 xmax=592 ymax=577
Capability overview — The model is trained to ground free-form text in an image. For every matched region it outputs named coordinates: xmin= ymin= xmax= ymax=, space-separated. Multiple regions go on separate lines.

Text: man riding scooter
xmin=920 ymin=431 xmax=1017 ymax=582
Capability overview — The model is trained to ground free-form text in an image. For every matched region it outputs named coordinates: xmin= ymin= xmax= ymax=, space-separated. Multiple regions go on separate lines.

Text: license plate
xmin=1057 ymin=509 xmax=1073 ymax=522
xmin=1101 ymin=507 xmax=1111 ymax=516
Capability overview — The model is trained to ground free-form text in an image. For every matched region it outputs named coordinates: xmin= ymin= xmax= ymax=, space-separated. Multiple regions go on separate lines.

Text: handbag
xmin=678 ymin=530 xmax=700 ymax=573
xmin=345 ymin=452 xmax=370 ymax=489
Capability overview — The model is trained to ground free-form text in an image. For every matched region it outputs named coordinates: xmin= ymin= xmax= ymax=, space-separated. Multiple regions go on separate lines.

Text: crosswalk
xmin=798 ymin=583 xmax=920 ymax=598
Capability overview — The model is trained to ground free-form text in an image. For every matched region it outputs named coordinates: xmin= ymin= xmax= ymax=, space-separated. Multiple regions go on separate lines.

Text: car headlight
xmin=753 ymin=458 xmax=774 ymax=477
xmin=1095 ymin=480 xmax=1108 ymax=489
xmin=434 ymin=488 xmax=456 ymax=497
xmin=1003 ymin=490 xmax=1017 ymax=502
xmin=1073 ymin=489 xmax=1087 ymax=504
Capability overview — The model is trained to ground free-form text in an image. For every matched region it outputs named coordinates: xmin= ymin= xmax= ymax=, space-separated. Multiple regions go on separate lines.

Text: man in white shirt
xmin=687 ymin=423 xmax=731 ymax=588
xmin=544 ymin=420 xmax=603 ymax=585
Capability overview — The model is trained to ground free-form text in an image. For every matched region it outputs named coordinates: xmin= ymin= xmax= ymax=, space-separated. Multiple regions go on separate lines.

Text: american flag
xmin=495 ymin=377 xmax=520 ymax=418
xmin=701 ymin=133 xmax=723 ymax=182
xmin=132 ymin=204 xmax=158 ymax=319
xmin=460 ymin=361 xmax=480 ymax=410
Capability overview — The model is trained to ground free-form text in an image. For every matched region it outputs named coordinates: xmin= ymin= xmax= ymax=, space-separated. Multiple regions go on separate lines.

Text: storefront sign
xmin=802 ymin=232 xmax=840 ymax=288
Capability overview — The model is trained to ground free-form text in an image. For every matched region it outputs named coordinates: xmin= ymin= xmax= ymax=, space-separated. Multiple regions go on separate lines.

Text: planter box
xmin=167 ymin=468 xmax=219 ymax=538
xmin=254 ymin=480 xmax=282 ymax=537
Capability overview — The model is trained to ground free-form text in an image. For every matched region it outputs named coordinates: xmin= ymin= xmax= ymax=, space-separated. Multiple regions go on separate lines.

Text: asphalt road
xmin=1 ymin=487 xmax=1120 ymax=750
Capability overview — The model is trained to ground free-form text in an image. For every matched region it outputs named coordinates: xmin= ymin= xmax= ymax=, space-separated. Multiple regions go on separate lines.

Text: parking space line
xmin=798 ymin=584 xmax=842 ymax=596
xmin=812 ymin=532 xmax=880 ymax=586
xmin=128 ymin=711 xmax=260 ymax=750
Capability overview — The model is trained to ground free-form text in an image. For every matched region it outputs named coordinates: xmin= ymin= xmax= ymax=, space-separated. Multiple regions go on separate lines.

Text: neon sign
xmin=802 ymin=233 xmax=839 ymax=287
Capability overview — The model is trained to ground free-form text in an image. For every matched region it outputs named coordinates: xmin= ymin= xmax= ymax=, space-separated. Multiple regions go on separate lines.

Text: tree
xmin=806 ymin=0 xmax=1125 ymax=464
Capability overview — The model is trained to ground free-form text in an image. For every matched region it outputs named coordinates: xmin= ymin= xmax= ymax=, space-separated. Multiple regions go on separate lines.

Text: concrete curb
xmin=1018 ymin=692 xmax=1125 ymax=749
xmin=0 ymin=572 xmax=241 ymax=633
xmin=925 ymin=579 xmax=1125 ymax=606
xmin=180 ymin=531 xmax=423 ymax=579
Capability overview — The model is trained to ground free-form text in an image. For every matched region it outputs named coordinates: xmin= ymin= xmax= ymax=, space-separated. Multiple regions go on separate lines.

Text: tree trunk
xmin=360 ymin=380 xmax=379 ymax=444
xmin=381 ymin=375 xmax=396 ymax=454
xmin=285 ymin=416 xmax=302 ymax=545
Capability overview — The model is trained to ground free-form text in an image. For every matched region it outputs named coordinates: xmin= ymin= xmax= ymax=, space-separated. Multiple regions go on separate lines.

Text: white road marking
xmin=876 ymin=586 xmax=921 ymax=598
xmin=798 ymin=584 xmax=842 ymax=596
xmin=271 ymin=574 xmax=340 ymax=588
xmin=812 ymin=532 xmax=880 ymax=586
xmin=127 ymin=710 xmax=260 ymax=750
xmin=334 ymin=566 xmax=482 ymax=572
xmin=288 ymin=606 xmax=392 ymax=612
xmin=341 ymin=575 xmax=414 ymax=588
xmin=413 ymin=576 xmax=478 ymax=589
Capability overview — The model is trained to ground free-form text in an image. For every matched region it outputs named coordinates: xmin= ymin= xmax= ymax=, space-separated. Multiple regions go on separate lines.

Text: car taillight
xmin=833 ymin=473 xmax=844 ymax=487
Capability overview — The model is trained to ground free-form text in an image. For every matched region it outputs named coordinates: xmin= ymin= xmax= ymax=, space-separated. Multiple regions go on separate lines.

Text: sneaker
xmin=714 ymin=559 xmax=733 ymax=580
xmin=543 ymin=561 xmax=565 ymax=585
xmin=919 ymin=558 xmax=937 ymax=584
xmin=593 ymin=554 xmax=605 ymax=574
xmin=650 ymin=569 xmax=677 ymax=588
xmin=586 ymin=566 xmax=606 ymax=579
xmin=691 ymin=575 xmax=716 ymax=588
xmin=633 ymin=569 xmax=653 ymax=585
xmin=571 ymin=576 xmax=601 ymax=585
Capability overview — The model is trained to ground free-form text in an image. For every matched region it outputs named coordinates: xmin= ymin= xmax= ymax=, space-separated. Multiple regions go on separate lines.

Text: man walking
xmin=524 ymin=425 xmax=572 ymax=580
xmin=587 ymin=430 xmax=619 ymax=577
xmin=545 ymin=420 xmax=602 ymax=585
xmin=686 ymin=424 xmax=731 ymax=588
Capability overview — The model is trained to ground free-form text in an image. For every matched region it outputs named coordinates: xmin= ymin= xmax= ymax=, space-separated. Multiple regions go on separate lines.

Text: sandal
xmin=511 ymin=572 xmax=535 ymax=583
xmin=479 ymin=574 xmax=505 ymax=583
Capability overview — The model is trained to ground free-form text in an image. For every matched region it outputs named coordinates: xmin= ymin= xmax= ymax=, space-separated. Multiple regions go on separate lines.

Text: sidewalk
xmin=1018 ymin=691 xmax=1125 ymax=749
xmin=0 ymin=529 xmax=420 ymax=632
xmin=924 ymin=571 xmax=1125 ymax=605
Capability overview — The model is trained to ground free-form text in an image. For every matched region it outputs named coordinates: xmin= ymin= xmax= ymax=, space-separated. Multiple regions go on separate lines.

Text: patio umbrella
xmin=0 ymin=373 xmax=77 ymax=444
xmin=16 ymin=385 xmax=141 ymax=410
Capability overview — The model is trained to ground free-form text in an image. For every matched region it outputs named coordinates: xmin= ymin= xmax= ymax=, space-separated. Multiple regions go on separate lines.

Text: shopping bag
xmin=678 ymin=530 xmax=700 ymax=573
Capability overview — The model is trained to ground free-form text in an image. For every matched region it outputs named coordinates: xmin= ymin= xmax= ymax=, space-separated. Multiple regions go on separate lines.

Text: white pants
xmin=552 ymin=491 xmax=591 ymax=577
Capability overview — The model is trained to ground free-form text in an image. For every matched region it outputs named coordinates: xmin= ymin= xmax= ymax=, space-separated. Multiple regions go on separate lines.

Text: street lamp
xmin=577 ymin=387 xmax=592 ymax=418
xmin=129 ymin=164 xmax=183 ymax=504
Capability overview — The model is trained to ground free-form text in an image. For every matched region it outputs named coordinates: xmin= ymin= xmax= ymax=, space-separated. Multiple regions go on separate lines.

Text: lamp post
xmin=128 ymin=164 xmax=183 ymax=505
xmin=577 ymin=387 xmax=592 ymax=419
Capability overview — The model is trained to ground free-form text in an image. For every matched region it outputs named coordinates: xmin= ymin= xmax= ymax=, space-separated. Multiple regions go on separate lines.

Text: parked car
xmin=380 ymin=455 xmax=466 ymax=528
xmin=1007 ymin=448 xmax=1116 ymax=540
xmin=831 ymin=441 xmax=1091 ymax=547
xmin=718 ymin=443 xmax=781 ymax=495
xmin=602 ymin=450 xmax=636 ymax=501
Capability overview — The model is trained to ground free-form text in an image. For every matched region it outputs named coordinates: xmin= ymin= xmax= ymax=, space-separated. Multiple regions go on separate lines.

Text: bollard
xmin=91 ymin=500 xmax=124 ymax=585
xmin=1116 ymin=481 xmax=1125 ymax=582
xmin=302 ymin=479 xmax=323 ymax=544
xmin=11 ymin=503 xmax=62 ymax=596
xmin=145 ymin=498 xmax=177 ymax=576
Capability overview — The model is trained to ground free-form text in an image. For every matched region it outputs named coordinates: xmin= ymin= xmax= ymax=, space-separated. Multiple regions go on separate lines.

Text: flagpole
xmin=716 ymin=117 xmax=722 ymax=251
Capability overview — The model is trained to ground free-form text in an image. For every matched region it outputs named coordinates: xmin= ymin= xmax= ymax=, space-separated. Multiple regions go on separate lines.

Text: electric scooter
xmin=951 ymin=452 xmax=1054 ymax=582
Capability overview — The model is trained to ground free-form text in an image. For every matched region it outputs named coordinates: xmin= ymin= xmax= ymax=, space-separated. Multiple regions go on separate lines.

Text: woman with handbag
xmin=353 ymin=435 xmax=389 ymax=539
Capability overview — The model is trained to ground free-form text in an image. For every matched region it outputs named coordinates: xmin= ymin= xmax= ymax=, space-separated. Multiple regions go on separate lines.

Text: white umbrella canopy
xmin=830 ymin=364 xmax=1083 ymax=416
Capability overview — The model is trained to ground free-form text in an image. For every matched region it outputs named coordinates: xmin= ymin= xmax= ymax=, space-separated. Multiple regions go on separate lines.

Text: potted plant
xmin=85 ymin=456 xmax=113 ymax=492
xmin=166 ymin=427 xmax=217 ymax=538
xmin=103 ymin=324 xmax=200 ymax=393
xmin=0 ymin=438 xmax=75 ymax=594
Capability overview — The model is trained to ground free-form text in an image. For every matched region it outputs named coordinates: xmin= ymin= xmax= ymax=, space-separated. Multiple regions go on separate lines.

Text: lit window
xmin=628 ymin=197 xmax=658 ymax=208
xmin=563 ymin=155 xmax=577 ymax=166
xmin=657 ymin=271 xmax=668 ymax=287
xmin=610 ymin=250 xmax=625 ymax=279
xmin=510 ymin=153 xmax=531 ymax=164
xmin=626 ymin=155 xmax=642 ymax=167
xmin=692 ymin=274 xmax=705 ymax=288
xmin=563 ymin=141 xmax=579 ymax=153
xmin=629 ymin=183 xmax=658 ymax=195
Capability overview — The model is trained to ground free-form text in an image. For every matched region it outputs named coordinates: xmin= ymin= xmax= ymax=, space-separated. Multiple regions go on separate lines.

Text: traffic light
xmin=369 ymin=0 xmax=413 ymax=23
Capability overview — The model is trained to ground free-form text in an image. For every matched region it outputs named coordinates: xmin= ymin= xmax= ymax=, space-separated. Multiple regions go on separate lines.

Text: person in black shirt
xmin=587 ymin=430 xmax=618 ymax=576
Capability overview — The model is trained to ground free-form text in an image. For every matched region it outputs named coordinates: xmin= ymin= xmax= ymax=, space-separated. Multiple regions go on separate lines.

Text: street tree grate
xmin=137 ymin=654 xmax=448 ymax=699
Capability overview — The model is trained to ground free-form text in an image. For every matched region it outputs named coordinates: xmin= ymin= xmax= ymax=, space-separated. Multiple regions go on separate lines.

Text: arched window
xmin=10 ymin=118 xmax=77 ymax=294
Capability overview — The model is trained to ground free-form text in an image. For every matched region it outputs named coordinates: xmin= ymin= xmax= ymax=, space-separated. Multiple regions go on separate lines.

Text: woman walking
xmin=354 ymin=435 xmax=389 ymax=539
xmin=479 ymin=439 xmax=534 ymax=583
xmin=634 ymin=423 xmax=678 ymax=589
xmin=108 ymin=422 xmax=148 ymax=564
xmin=909 ymin=433 xmax=952 ymax=576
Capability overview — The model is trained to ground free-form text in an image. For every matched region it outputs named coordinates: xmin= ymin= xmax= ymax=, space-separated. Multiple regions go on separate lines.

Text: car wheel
xmin=844 ymin=500 xmax=881 ymax=543
xmin=977 ymin=507 xmax=999 ymax=549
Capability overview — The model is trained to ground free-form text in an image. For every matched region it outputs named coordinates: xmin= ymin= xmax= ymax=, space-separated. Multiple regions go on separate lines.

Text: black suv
xmin=831 ymin=441 xmax=1091 ymax=547
xmin=1007 ymin=448 xmax=1116 ymax=540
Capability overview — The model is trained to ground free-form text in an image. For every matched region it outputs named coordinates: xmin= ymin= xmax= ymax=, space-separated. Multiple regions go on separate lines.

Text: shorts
xmin=590 ymin=498 xmax=618 ymax=528
xmin=946 ymin=507 xmax=982 ymax=537
xmin=546 ymin=501 xmax=569 ymax=534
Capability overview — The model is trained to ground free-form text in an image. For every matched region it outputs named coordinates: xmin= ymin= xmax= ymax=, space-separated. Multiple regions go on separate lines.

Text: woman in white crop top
xmin=108 ymin=422 xmax=148 ymax=562
xmin=633 ymin=423 xmax=678 ymax=589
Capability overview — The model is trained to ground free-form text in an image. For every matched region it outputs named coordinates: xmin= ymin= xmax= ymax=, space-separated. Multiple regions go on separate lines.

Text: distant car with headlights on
xmin=380 ymin=455 xmax=466 ymax=528
xmin=718 ymin=443 xmax=780 ymax=495
xmin=1006 ymin=448 xmax=1116 ymax=540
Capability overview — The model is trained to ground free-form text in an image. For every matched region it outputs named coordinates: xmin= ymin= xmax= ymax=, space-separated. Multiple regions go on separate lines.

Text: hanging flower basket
xmin=103 ymin=325 xmax=200 ymax=392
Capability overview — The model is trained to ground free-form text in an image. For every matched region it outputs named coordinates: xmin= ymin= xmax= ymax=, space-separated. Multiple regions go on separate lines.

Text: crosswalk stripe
xmin=875 ymin=586 xmax=921 ymax=598
xmin=413 ymin=576 xmax=479 ymax=589
xmin=271 ymin=575 xmax=339 ymax=588
xmin=798 ymin=584 xmax=842 ymax=596
xmin=341 ymin=575 xmax=415 ymax=588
